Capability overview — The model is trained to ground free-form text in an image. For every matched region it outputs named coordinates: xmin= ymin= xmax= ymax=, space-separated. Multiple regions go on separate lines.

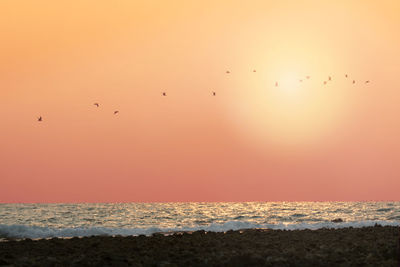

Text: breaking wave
xmin=1 ymin=220 xmax=399 ymax=239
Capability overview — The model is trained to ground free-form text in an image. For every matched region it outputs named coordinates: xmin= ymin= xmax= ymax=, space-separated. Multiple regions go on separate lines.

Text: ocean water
xmin=0 ymin=202 xmax=399 ymax=239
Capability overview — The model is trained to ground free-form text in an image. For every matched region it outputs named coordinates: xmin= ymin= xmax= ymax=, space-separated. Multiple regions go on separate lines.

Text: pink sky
xmin=1 ymin=0 xmax=400 ymax=202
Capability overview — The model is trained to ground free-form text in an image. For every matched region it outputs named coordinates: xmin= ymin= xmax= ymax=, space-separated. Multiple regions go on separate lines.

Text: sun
xmin=276 ymin=72 xmax=304 ymax=94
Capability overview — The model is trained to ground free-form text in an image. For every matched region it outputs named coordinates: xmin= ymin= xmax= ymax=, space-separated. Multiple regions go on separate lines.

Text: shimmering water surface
xmin=1 ymin=202 xmax=399 ymax=238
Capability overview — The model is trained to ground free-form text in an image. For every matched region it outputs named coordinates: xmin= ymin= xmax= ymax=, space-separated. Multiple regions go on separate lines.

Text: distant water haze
xmin=1 ymin=1 xmax=400 ymax=202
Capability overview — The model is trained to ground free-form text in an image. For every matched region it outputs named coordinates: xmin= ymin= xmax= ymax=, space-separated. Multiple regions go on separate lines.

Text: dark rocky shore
xmin=1 ymin=226 xmax=399 ymax=266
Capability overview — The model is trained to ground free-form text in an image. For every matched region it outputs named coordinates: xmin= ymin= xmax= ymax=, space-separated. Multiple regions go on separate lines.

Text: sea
xmin=0 ymin=202 xmax=399 ymax=239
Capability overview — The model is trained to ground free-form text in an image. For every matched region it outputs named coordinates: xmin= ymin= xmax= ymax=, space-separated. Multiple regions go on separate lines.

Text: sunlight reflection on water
xmin=1 ymin=202 xmax=399 ymax=229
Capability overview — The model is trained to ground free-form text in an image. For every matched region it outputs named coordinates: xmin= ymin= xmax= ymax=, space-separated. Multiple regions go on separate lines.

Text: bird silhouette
xmin=345 ymin=74 xmax=348 ymax=78
xmin=94 ymin=103 xmax=99 ymax=107
xmin=212 ymin=91 xmax=216 ymax=96
xmin=226 ymin=70 xmax=230 ymax=74
xmin=275 ymin=82 xmax=278 ymax=87
xmin=323 ymin=81 xmax=327 ymax=85
xmin=328 ymin=76 xmax=332 ymax=81
xmin=353 ymin=80 xmax=356 ymax=84
xmin=114 ymin=111 xmax=119 ymax=115
xmin=365 ymin=80 xmax=370 ymax=83
xmin=253 ymin=70 xmax=256 ymax=72
xmin=38 ymin=116 xmax=42 ymax=122
xmin=306 ymin=76 xmax=310 ymax=79
xmin=162 ymin=92 xmax=167 ymax=96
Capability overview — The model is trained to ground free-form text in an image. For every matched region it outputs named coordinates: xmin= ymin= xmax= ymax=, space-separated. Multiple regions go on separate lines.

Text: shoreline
xmin=1 ymin=226 xmax=399 ymax=266
xmin=1 ymin=220 xmax=399 ymax=241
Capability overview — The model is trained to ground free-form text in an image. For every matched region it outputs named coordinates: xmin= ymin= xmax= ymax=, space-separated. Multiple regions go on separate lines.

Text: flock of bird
xmin=37 ymin=71 xmax=370 ymax=122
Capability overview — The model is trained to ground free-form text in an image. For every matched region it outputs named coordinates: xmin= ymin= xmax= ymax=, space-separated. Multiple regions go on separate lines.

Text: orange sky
xmin=1 ymin=0 xmax=400 ymax=202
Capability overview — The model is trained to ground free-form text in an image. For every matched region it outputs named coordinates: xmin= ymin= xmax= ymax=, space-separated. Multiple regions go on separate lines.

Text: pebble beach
xmin=1 ymin=225 xmax=399 ymax=266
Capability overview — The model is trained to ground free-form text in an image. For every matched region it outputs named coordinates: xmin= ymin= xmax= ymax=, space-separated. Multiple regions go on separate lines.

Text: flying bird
xmin=275 ymin=82 xmax=278 ymax=87
xmin=345 ymin=74 xmax=348 ymax=78
xmin=353 ymin=80 xmax=356 ymax=84
xmin=299 ymin=79 xmax=303 ymax=82
xmin=328 ymin=76 xmax=332 ymax=81
xmin=323 ymin=81 xmax=327 ymax=85
xmin=114 ymin=111 xmax=119 ymax=115
xmin=306 ymin=76 xmax=310 ymax=79
xmin=226 ymin=70 xmax=230 ymax=74
xmin=162 ymin=92 xmax=167 ymax=96
xmin=253 ymin=70 xmax=256 ymax=72
xmin=38 ymin=116 xmax=42 ymax=122
xmin=212 ymin=91 xmax=216 ymax=96
xmin=365 ymin=80 xmax=370 ymax=83
xmin=94 ymin=103 xmax=99 ymax=107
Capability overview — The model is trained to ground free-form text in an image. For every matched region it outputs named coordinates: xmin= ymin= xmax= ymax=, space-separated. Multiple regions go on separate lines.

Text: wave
xmin=376 ymin=208 xmax=392 ymax=212
xmin=1 ymin=220 xmax=399 ymax=239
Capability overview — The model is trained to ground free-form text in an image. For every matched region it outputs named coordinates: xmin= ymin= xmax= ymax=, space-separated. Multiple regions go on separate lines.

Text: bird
xmin=226 ymin=70 xmax=230 ymax=74
xmin=38 ymin=116 xmax=42 ymax=122
xmin=306 ymin=76 xmax=310 ymax=79
xmin=299 ymin=79 xmax=303 ymax=82
xmin=162 ymin=92 xmax=167 ymax=96
xmin=275 ymin=82 xmax=278 ymax=87
xmin=353 ymin=80 xmax=356 ymax=84
xmin=212 ymin=91 xmax=216 ymax=96
xmin=345 ymin=74 xmax=348 ymax=78
xmin=253 ymin=70 xmax=256 ymax=72
xmin=114 ymin=111 xmax=119 ymax=115
xmin=328 ymin=76 xmax=332 ymax=81
xmin=323 ymin=81 xmax=327 ymax=85
xmin=365 ymin=80 xmax=370 ymax=83
xmin=94 ymin=103 xmax=99 ymax=107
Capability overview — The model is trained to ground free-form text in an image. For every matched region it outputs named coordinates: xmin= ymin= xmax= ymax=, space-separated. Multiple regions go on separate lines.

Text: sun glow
xmin=226 ymin=70 xmax=353 ymax=150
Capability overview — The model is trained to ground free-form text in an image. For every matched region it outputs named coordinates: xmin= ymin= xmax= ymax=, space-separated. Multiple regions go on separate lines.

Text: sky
xmin=1 ymin=0 xmax=400 ymax=202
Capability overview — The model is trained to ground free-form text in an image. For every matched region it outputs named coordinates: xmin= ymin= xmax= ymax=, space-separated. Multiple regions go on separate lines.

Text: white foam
xmin=1 ymin=220 xmax=399 ymax=239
